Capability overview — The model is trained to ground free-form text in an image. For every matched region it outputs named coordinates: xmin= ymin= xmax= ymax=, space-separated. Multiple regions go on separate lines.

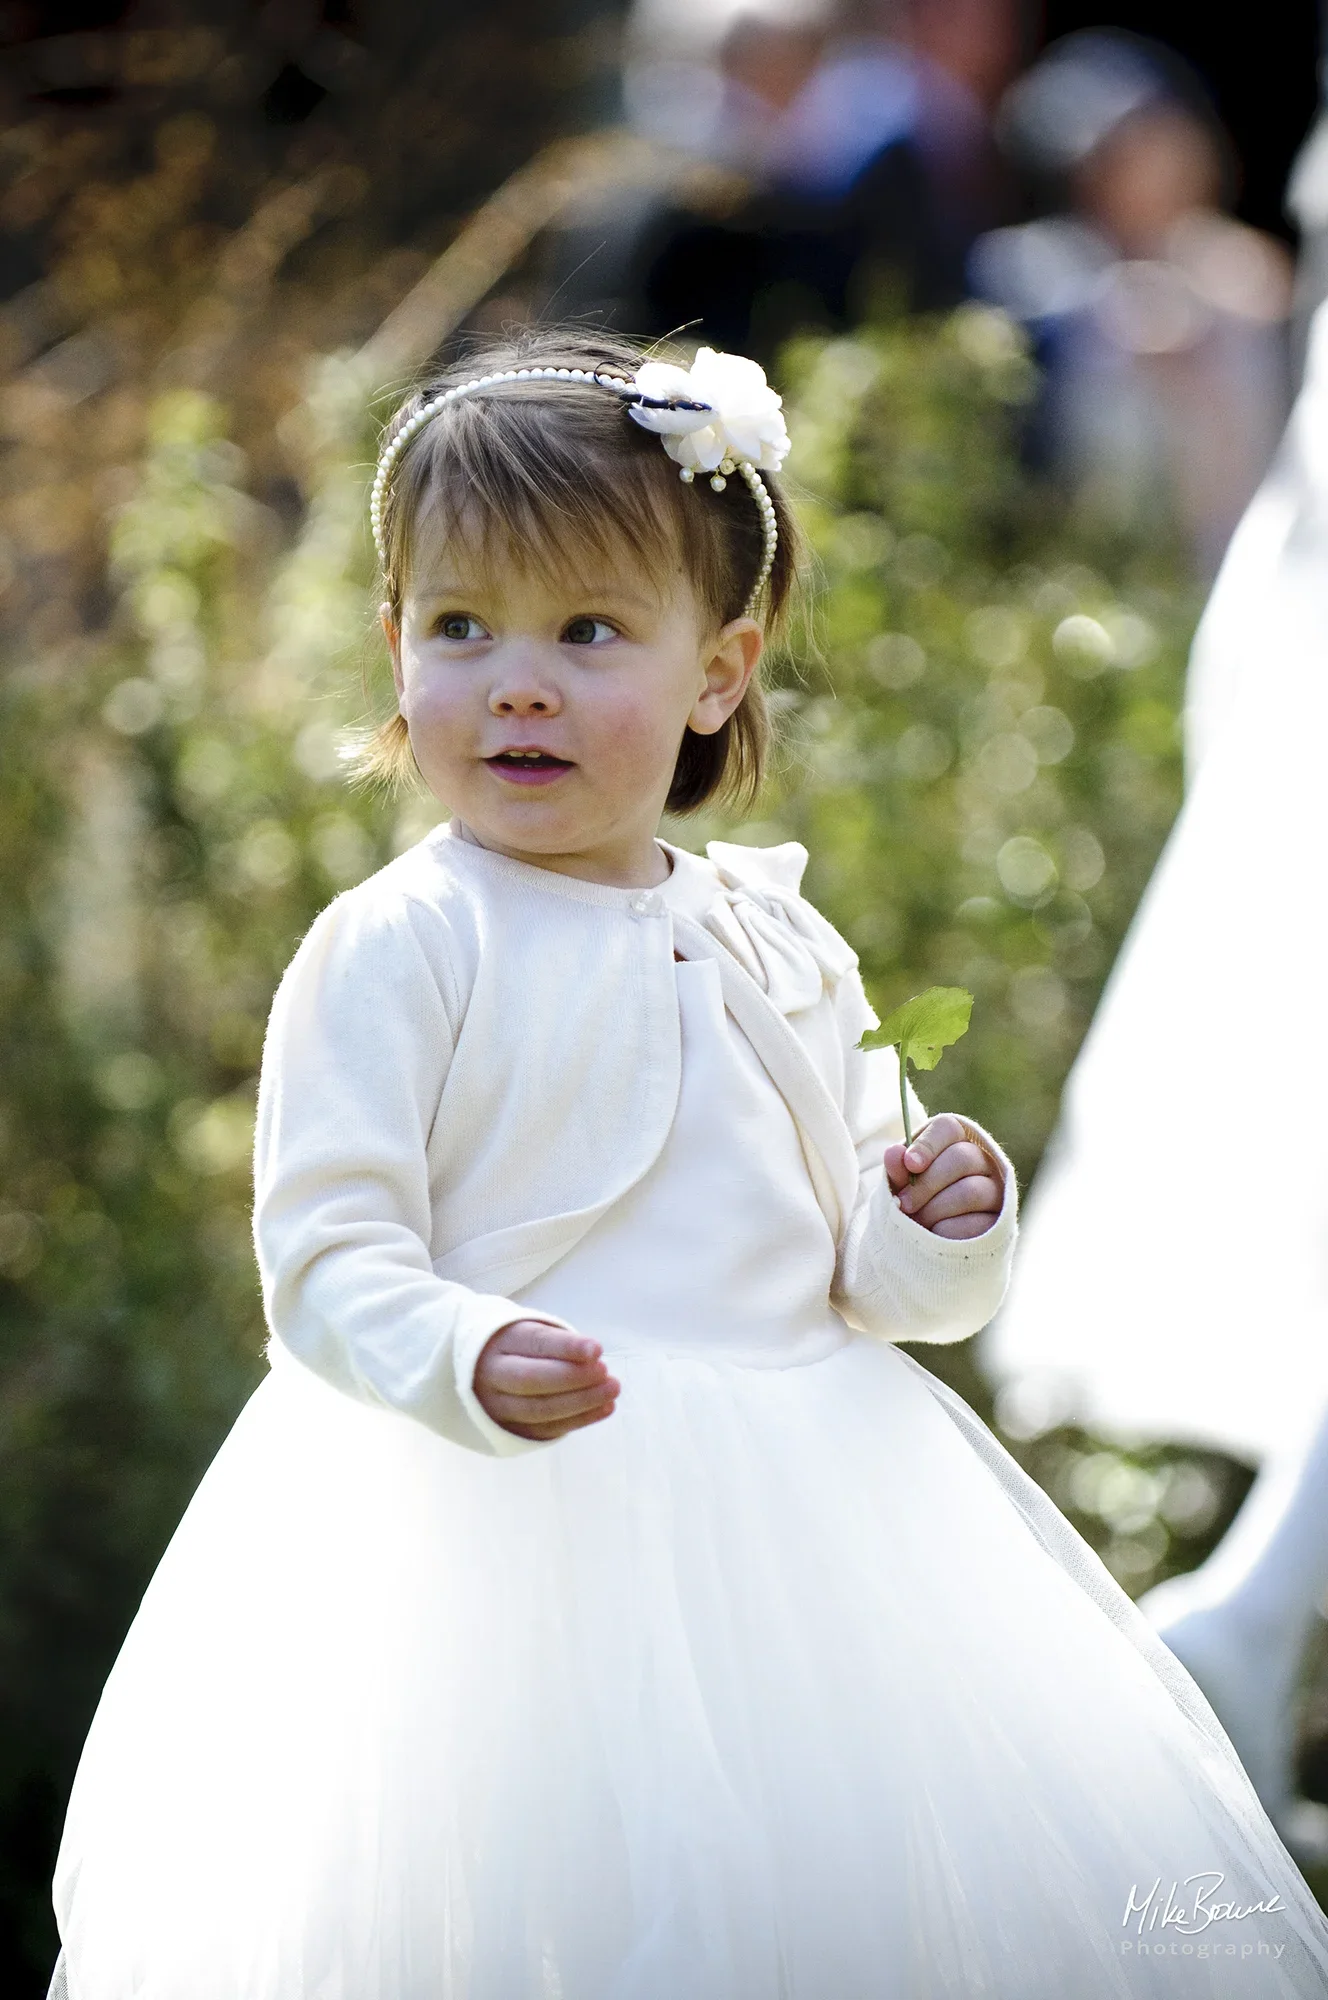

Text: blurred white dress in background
xmin=982 ymin=294 xmax=1328 ymax=1467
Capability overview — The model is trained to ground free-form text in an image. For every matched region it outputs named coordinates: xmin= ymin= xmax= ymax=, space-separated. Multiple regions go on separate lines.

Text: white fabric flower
xmin=628 ymin=348 xmax=790 ymax=474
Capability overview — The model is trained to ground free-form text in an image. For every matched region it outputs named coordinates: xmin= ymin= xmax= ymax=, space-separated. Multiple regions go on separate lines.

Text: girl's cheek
xmin=405 ymin=677 xmax=468 ymax=739
xmin=591 ymin=684 xmax=687 ymax=761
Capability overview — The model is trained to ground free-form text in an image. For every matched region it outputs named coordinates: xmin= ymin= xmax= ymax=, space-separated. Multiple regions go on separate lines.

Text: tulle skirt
xmin=51 ymin=1332 xmax=1328 ymax=1998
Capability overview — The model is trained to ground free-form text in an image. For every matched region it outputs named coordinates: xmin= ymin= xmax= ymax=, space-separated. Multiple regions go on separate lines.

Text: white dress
xmin=49 ymin=866 xmax=1328 ymax=1998
xmin=981 ymin=298 xmax=1328 ymax=1466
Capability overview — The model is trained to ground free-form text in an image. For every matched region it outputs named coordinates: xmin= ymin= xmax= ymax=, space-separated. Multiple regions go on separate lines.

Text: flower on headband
xmin=628 ymin=348 xmax=790 ymax=475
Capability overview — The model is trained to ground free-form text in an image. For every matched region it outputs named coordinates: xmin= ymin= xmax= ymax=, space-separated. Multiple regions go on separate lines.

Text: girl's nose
xmin=491 ymin=691 xmax=555 ymax=713
xmin=488 ymin=659 xmax=563 ymax=716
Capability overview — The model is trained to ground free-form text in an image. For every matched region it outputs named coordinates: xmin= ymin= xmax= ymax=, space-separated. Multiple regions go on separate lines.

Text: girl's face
xmin=381 ymin=519 xmax=763 ymax=887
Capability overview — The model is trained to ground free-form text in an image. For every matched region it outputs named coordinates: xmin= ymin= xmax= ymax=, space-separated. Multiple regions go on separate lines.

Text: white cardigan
xmin=251 ymin=821 xmax=1018 ymax=1457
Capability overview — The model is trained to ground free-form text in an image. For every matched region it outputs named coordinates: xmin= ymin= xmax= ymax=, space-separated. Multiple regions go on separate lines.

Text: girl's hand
xmin=884 ymin=1115 xmax=1004 ymax=1240
xmin=475 ymin=1320 xmax=620 ymax=1440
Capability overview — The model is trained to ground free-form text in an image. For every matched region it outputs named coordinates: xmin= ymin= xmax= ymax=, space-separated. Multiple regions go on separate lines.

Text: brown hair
xmin=351 ymin=327 xmax=803 ymax=817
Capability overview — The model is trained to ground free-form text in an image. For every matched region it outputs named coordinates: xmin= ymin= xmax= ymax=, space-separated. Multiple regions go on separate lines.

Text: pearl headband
xmin=369 ymin=347 xmax=791 ymax=620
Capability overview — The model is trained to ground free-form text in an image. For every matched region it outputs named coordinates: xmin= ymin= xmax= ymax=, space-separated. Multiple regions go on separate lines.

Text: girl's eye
xmin=437 ymin=613 xmax=488 ymax=642
xmin=562 ymin=616 xmax=618 ymax=646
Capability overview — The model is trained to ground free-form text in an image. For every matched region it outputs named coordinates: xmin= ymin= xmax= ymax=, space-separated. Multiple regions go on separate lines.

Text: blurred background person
xmin=972 ymin=29 xmax=1294 ymax=580
xmin=541 ymin=0 xmax=1026 ymax=355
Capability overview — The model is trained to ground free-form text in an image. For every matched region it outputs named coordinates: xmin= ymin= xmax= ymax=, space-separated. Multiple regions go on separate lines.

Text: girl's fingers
xmin=486 ymin=1376 xmax=620 ymax=1424
xmin=889 ymin=1118 xmax=973 ymax=1191
xmin=477 ymin=1316 xmax=622 ymax=1436
xmin=898 ymin=1140 xmax=991 ymax=1215
xmin=486 ymin=1379 xmax=620 ymax=1430
xmin=484 ymin=1352 xmax=611 ymax=1397
xmin=929 ymin=1211 xmax=1000 ymax=1240
xmin=913 ymin=1174 xmax=1002 ymax=1229
xmin=900 ymin=1113 xmax=966 ymax=1177
xmin=491 ymin=1320 xmax=602 ymax=1365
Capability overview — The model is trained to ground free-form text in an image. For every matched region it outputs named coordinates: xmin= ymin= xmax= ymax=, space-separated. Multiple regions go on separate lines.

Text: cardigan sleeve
xmin=251 ymin=888 xmax=568 ymax=1459
xmin=829 ymin=964 xmax=1019 ymax=1344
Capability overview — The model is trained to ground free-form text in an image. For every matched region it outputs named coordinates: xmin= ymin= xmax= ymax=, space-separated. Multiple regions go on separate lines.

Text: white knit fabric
xmin=251 ymin=823 xmax=1017 ymax=1457
xmin=984 ymin=299 xmax=1328 ymax=1462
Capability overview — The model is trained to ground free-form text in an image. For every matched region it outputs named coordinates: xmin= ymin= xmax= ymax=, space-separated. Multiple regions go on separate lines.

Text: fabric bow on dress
xmin=697 ymin=840 xmax=862 ymax=1017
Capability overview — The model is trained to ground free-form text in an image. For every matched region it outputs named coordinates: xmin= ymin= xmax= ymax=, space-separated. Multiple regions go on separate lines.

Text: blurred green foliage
xmin=0 ymin=389 xmax=384 ymax=1977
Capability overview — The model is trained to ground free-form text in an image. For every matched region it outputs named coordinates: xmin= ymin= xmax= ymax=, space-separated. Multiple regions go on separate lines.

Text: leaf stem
xmin=899 ymin=1046 xmax=913 ymax=1150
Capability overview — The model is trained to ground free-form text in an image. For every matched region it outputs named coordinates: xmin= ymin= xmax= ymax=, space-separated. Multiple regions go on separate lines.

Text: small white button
xmin=629 ymin=890 xmax=664 ymax=916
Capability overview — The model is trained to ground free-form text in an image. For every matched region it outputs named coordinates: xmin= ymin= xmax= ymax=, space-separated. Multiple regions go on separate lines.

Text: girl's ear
xmin=380 ymin=603 xmax=404 ymax=700
xmin=690 ymin=616 xmax=763 ymax=737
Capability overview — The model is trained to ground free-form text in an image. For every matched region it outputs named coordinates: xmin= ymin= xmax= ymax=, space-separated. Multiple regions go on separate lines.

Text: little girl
xmin=47 ymin=331 xmax=1328 ymax=1998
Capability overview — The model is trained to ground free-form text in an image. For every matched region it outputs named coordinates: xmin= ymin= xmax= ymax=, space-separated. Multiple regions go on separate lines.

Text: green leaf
xmin=877 ymin=986 xmax=973 ymax=1071
xmin=876 ymin=986 xmax=973 ymax=1151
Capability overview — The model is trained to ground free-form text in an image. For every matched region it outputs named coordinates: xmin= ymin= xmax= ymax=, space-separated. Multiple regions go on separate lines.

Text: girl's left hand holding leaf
xmin=885 ymin=1115 xmax=1005 ymax=1240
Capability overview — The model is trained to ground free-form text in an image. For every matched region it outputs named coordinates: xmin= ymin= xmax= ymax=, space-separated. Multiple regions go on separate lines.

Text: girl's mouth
xmin=485 ymin=750 xmax=574 ymax=787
